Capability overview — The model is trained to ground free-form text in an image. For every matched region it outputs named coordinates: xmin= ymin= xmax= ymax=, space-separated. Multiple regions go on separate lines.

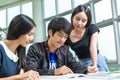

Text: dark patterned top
xmin=25 ymin=40 xmax=88 ymax=75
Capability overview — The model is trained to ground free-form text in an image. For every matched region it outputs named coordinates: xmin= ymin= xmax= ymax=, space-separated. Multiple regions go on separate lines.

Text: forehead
xmin=57 ymin=30 xmax=68 ymax=36
xmin=75 ymin=12 xmax=87 ymax=18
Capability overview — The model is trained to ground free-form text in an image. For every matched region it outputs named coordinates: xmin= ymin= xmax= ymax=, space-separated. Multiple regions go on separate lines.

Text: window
xmin=98 ymin=25 xmax=116 ymax=61
xmin=0 ymin=10 xmax=6 ymax=40
xmin=0 ymin=10 xmax=6 ymax=28
xmin=8 ymin=6 xmax=20 ymax=26
xmin=44 ymin=0 xmax=56 ymax=18
xmin=42 ymin=0 xmax=120 ymax=68
xmin=0 ymin=2 xmax=33 ymax=40
xmin=116 ymin=0 xmax=120 ymax=15
xmin=45 ymin=20 xmax=50 ymax=37
xmin=74 ymin=0 xmax=89 ymax=7
xmin=58 ymin=0 xmax=71 ymax=13
xmin=94 ymin=0 xmax=112 ymax=23
xmin=22 ymin=2 xmax=32 ymax=18
xmin=119 ymin=22 xmax=120 ymax=36
xmin=62 ymin=14 xmax=71 ymax=22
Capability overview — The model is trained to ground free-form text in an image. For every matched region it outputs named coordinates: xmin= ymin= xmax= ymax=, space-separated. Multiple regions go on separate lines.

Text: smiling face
xmin=17 ymin=27 xmax=35 ymax=47
xmin=72 ymin=11 xmax=88 ymax=30
xmin=48 ymin=30 xmax=68 ymax=50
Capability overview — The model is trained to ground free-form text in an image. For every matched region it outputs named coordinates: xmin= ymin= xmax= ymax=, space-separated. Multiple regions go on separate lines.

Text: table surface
xmin=38 ymin=71 xmax=120 ymax=80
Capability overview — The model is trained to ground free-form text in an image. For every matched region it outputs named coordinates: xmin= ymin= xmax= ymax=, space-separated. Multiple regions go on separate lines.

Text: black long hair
xmin=7 ymin=14 xmax=36 ymax=70
xmin=71 ymin=5 xmax=91 ymax=28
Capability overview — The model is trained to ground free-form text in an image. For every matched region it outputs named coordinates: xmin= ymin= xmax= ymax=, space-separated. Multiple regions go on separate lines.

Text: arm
xmin=90 ymin=32 xmax=99 ymax=69
xmin=66 ymin=49 xmax=88 ymax=74
xmin=0 ymin=75 xmax=21 ymax=80
xmin=0 ymin=70 xmax=39 ymax=80
xmin=26 ymin=44 xmax=55 ymax=75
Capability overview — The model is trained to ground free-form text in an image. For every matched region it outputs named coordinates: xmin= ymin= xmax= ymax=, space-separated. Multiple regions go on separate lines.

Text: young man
xmin=26 ymin=17 xmax=98 ymax=75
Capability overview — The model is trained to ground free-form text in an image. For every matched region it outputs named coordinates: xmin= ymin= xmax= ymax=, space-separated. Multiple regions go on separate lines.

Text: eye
xmin=76 ymin=17 xmax=80 ymax=21
xmin=65 ymin=35 xmax=68 ymax=38
xmin=82 ymin=19 xmax=87 ymax=23
xmin=58 ymin=33 xmax=63 ymax=37
xmin=28 ymin=33 xmax=33 ymax=36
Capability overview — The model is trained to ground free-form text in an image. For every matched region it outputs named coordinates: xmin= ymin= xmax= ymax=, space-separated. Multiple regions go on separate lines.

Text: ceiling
xmin=0 ymin=0 xmax=21 ymax=7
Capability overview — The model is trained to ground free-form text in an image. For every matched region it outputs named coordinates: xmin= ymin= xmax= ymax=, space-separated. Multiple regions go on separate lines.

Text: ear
xmin=48 ymin=29 xmax=52 ymax=36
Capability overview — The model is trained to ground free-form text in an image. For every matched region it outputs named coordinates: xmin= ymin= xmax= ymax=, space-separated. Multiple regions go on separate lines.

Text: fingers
xmin=92 ymin=66 xmax=99 ymax=72
xmin=87 ymin=66 xmax=99 ymax=73
xmin=55 ymin=65 xmax=73 ymax=75
xmin=62 ymin=66 xmax=73 ymax=74
xmin=30 ymin=70 xmax=39 ymax=78
xmin=28 ymin=70 xmax=40 ymax=80
xmin=21 ymin=70 xmax=40 ymax=80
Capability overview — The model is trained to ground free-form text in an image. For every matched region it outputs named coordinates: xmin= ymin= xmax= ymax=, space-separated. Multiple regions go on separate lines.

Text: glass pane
xmin=45 ymin=21 xmax=50 ymax=37
xmin=119 ymin=22 xmax=120 ymax=36
xmin=74 ymin=0 xmax=89 ymax=7
xmin=44 ymin=0 xmax=56 ymax=18
xmin=58 ymin=0 xmax=71 ymax=13
xmin=116 ymin=0 xmax=120 ymax=15
xmin=94 ymin=0 xmax=112 ymax=23
xmin=0 ymin=31 xmax=6 ymax=40
xmin=22 ymin=2 xmax=32 ymax=18
xmin=62 ymin=14 xmax=71 ymax=23
xmin=0 ymin=10 xmax=6 ymax=28
xmin=98 ymin=25 xmax=116 ymax=61
xmin=8 ymin=6 xmax=20 ymax=26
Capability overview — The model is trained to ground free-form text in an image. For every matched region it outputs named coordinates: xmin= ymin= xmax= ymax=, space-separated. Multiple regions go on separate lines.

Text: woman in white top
xmin=0 ymin=14 xmax=39 ymax=80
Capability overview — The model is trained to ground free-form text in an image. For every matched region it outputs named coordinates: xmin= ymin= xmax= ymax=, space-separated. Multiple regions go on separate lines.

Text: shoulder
xmin=87 ymin=24 xmax=100 ymax=35
xmin=90 ymin=24 xmax=99 ymax=30
xmin=29 ymin=41 xmax=46 ymax=49
xmin=27 ymin=41 xmax=47 ymax=55
xmin=61 ymin=45 xmax=69 ymax=49
xmin=89 ymin=24 xmax=99 ymax=29
xmin=59 ymin=45 xmax=70 ymax=54
xmin=0 ymin=41 xmax=5 ymax=53
xmin=0 ymin=42 xmax=6 ymax=61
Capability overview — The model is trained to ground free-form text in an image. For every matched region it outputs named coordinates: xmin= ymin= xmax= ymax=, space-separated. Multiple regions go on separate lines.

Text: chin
xmin=22 ymin=44 xmax=27 ymax=47
xmin=22 ymin=46 xmax=26 ymax=47
xmin=57 ymin=45 xmax=62 ymax=48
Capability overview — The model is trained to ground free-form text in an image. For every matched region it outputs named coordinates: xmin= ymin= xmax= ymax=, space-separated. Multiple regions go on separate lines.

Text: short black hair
xmin=48 ymin=16 xmax=72 ymax=37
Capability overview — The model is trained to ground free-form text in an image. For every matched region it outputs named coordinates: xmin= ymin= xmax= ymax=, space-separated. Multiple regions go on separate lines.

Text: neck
xmin=4 ymin=40 xmax=19 ymax=54
xmin=74 ymin=27 xmax=85 ymax=34
xmin=48 ymin=40 xmax=57 ymax=53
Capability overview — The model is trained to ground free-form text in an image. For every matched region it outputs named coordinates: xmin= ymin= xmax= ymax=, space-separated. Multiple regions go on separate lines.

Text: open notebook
xmin=39 ymin=73 xmax=86 ymax=80
xmin=38 ymin=71 xmax=120 ymax=80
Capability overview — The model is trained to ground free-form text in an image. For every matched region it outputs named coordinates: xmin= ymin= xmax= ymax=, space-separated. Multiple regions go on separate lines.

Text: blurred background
xmin=0 ymin=0 xmax=120 ymax=71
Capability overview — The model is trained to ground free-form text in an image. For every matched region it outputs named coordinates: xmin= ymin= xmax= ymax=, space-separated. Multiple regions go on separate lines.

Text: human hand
xmin=87 ymin=66 xmax=99 ymax=73
xmin=54 ymin=65 xmax=73 ymax=75
xmin=18 ymin=70 xmax=40 ymax=80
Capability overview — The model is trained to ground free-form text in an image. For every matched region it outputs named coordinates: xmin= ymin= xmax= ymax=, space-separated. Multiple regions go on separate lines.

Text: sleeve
xmin=64 ymin=37 xmax=72 ymax=46
xmin=89 ymin=24 xmax=100 ymax=36
xmin=66 ymin=49 xmax=88 ymax=74
xmin=25 ymin=44 xmax=54 ymax=75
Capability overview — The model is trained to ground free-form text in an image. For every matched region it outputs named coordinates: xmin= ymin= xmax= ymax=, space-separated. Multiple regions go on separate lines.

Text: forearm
xmin=90 ymin=31 xmax=99 ymax=66
xmin=0 ymin=75 xmax=21 ymax=80
xmin=90 ymin=47 xmax=97 ymax=66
